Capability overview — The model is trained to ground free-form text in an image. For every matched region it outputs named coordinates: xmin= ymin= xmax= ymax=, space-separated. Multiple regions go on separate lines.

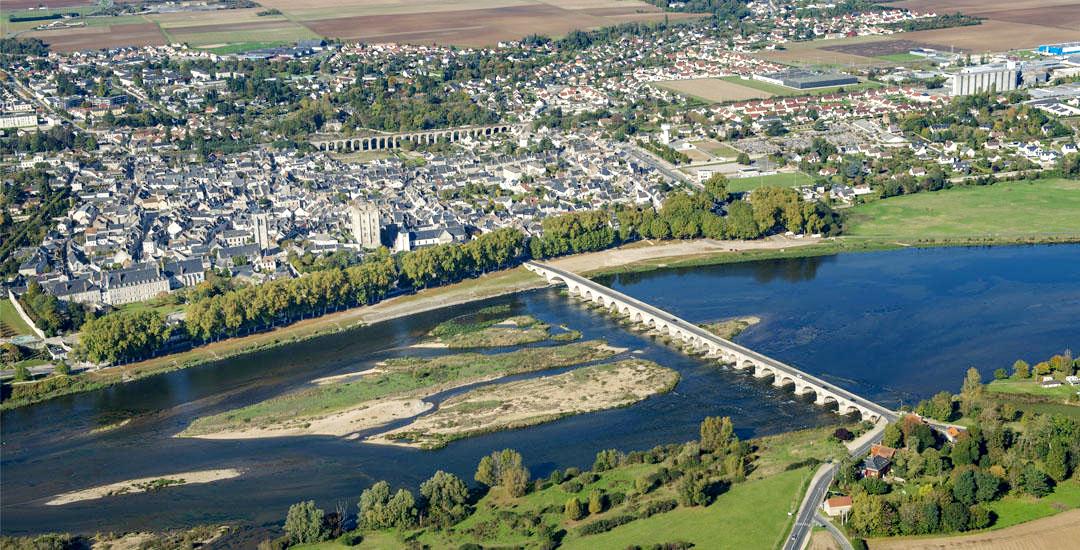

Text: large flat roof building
xmin=755 ymin=69 xmax=859 ymax=90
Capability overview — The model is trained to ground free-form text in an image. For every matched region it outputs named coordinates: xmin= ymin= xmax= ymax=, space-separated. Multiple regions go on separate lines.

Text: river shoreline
xmin=3 ymin=235 xmax=1074 ymax=410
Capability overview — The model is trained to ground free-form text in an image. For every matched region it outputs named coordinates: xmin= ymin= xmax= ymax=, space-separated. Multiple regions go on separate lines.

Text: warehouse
xmin=1037 ymin=42 xmax=1080 ymax=56
xmin=754 ymin=69 xmax=859 ymax=90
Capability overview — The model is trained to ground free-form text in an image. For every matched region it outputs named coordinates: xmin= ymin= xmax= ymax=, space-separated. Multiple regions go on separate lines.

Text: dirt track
xmin=869 ymin=509 xmax=1080 ymax=550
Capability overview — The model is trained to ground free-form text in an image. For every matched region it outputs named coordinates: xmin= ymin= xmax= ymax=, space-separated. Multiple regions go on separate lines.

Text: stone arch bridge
xmin=525 ymin=262 xmax=897 ymax=423
xmin=312 ymin=124 xmax=517 ymax=153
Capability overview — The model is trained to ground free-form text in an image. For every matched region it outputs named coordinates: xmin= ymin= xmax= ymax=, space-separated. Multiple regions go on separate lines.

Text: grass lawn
xmin=560 ymin=467 xmax=812 ymax=550
xmin=720 ymin=76 xmax=883 ymax=97
xmin=878 ymin=53 xmax=923 ymax=63
xmin=1 ymin=299 xmax=36 ymax=337
xmin=729 ymin=171 xmax=813 ymax=192
xmin=200 ymin=41 xmax=290 ymax=54
xmin=844 ymin=178 xmax=1080 ymax=241
xmin=987 ymin=378 xmax=1078 ymax=400
xmin=986 ymin=479 xmax=1080 ymax=530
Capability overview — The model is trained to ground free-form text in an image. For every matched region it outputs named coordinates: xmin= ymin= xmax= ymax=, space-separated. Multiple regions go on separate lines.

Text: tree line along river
xmin=1 ymin=244 xmax=1078 ymax=536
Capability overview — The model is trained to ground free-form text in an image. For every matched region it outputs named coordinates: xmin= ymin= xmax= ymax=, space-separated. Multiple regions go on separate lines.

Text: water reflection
xmin=2 ymin=244 xmax=1078 ymax=535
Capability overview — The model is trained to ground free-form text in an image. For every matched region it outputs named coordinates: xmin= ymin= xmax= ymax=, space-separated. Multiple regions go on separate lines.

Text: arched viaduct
xmin=525 ymin=262 xmax=897 ymax=423
xmin=312 ymin=124 xmax=516 ymax=153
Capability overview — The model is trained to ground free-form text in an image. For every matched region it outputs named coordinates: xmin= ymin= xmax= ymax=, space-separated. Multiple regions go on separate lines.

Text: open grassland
xmin=1 ymin=299 xmax=35 ymax=337
xmin=987 ymin=378 xmax=1079 ymax=401
xmin=180 ymin=340 xmax=618 ymax=436
xmin=561 ymin=468 xmax=812 ymax=549
xmin=653 ymin=78 xmax=772 ymax=102
xmin=844 ymin=179 xmax=1080 ymax=241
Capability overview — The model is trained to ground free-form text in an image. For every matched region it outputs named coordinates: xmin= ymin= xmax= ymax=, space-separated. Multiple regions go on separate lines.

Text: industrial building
xmin=1038 ymin=42 xmax=1080 ymax=56
xmin=950 ymin=65 xmax=1018 ymax=96
xmin=754 ymin=69 xmax=859 ymax=90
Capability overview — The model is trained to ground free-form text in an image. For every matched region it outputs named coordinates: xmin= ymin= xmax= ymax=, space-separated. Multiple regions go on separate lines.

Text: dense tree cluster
xmin=79 ymin=310 xmax=172 ymax=364
xmin=844 ymin=364 xmax=1079 ymax=539
xmin=272 ymin=415 xmax=762 ymax=547
xmin=184 ymin=254 xmax=397 ymax=341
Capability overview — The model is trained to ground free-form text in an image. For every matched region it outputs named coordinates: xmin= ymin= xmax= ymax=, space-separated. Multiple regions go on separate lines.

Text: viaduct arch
xmin=527 ymin=262 xmax=897 ymax=423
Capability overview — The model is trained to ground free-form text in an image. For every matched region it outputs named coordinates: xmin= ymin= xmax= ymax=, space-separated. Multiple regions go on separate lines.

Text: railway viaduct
xmin=525 ymin=261 xmax=898 ymax=423
xmin=312 ymin=124 xmax=517 ymax=153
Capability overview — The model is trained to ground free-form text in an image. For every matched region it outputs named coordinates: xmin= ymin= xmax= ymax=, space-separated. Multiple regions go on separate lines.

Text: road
xmin=620 ymin=143 xmax=695 ymax=185
xmin=815 ymin=511 xmax=855 ymax=550
xmin=784 ymin=463 xmax=837 ymax=550
xmin=783 ymin=421 xmax=886 ymax=550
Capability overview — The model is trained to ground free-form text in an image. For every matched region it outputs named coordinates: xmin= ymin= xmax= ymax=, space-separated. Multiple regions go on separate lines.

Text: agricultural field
xmin=9 ymin=0 xmax=705 ymax=51
xmin=843 ymin=179 xmax=1080 ymax=241
xmin=653 ymin=78 xmax=773 ymax=102
xmin=265 ymin=0 xmax=703 ymax=48
xmin=760 ymin=0 xmax=1080 ymax=65
xmin=719 ymin=76 xmax=882 ymax=97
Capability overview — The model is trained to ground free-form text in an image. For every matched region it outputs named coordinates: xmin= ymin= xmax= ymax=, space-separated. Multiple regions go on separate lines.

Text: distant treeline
xmin=8 ymin=12 xmax=78 ymax=23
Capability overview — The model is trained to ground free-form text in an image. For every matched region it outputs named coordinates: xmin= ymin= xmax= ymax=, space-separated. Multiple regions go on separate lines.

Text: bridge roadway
xmin=525 ymin=261 xmax=898 ymax=424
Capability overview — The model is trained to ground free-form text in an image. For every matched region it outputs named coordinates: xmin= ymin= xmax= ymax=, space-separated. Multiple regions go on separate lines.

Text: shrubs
xmin=284 ymin=500 xmax=329 ymax=545
xmin=577 ymin=514 xmax=635 ymax=536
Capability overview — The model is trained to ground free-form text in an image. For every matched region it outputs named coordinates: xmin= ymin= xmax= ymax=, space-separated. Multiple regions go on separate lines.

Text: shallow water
xmin=2 ymin=244 xmax=1077 ymax=535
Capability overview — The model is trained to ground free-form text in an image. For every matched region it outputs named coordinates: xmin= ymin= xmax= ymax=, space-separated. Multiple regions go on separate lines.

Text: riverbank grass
xmin=370 ymin=360 xmax=679 ymax=449
xmin=180 ymin=340 xmax=619 ymax=437
xmin=427 ymin=308 xmax=555 ymax=348
xmin=844 ymin=178 xmax=1080 ymax=241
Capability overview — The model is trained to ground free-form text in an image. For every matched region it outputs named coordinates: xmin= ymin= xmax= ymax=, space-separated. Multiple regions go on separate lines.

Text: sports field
xmin=729 ymin=172 xmax=813 ymax=192
xmin=653 ymin=78 xmax=773 ymax=102
xmin=844 ymin=179 xmax=1080 ymax=241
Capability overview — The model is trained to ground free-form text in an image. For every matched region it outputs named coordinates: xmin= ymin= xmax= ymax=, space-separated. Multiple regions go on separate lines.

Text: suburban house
xmin=822 ymin=495 xmax=853 ymax=517
xmin=863 ymin=454 xmax=891 ymax=478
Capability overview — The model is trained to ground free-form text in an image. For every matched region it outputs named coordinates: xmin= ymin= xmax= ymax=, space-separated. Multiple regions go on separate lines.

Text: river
xmin=2 ymin=244 xmax=1078 ymax=536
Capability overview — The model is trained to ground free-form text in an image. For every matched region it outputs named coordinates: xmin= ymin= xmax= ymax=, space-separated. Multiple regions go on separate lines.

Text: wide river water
xmin=2 ymin=244 xmax=1078 ymax=536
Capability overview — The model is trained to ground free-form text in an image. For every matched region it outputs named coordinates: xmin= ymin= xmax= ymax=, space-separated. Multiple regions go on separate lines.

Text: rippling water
xmin=2 ymin=244 xmax=1078 ymax=535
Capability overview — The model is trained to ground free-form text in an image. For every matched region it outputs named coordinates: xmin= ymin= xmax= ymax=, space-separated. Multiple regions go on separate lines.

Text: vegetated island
xmin=422 ymin=305 xmax=578 ymax=349
xmin=179 ymin=340 xmax=622 ymax=440
xmin=701 ymin=316 xmax=761 ymax=340
xmin=368 ymin=359 xmax=680 ymax=449
xmin=45 ymin=468 xmax=242 ymax=506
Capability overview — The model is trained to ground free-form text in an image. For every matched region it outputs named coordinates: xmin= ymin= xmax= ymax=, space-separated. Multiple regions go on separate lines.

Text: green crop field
xmin=878 ymin=53 xmax=923 ymax=63
xmin=844 ymin=178 xmax=1080 ymax=241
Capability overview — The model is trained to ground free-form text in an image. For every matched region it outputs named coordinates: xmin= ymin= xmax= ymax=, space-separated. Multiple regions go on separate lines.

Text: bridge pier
xmin=522 ymin=262 xmax=895 ymax=424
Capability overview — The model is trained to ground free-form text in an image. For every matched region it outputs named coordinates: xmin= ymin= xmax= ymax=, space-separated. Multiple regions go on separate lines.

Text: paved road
xmin=783 ymin=422 xmax=886 ymax=550
xmin=620 ymin=143 xmax=694 ymax=185
xmin=784 ymin=464 xmax=837 ymax=550
xmin=815 ymin=510 xmax=855 ymax=550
